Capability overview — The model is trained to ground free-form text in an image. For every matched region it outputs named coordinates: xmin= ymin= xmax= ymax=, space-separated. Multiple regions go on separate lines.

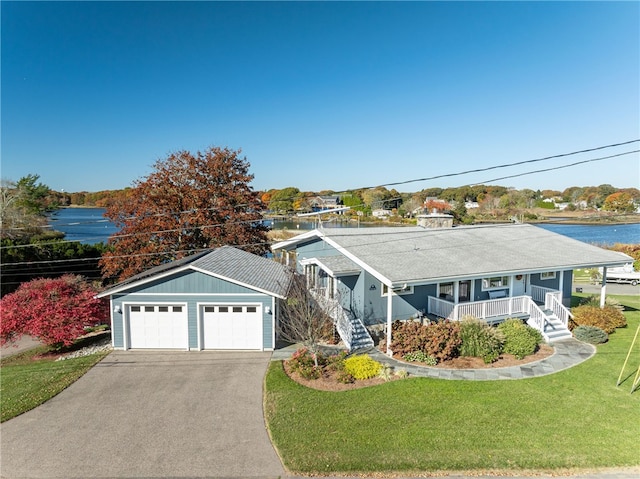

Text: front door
xmin=512 ymin=274 xmax=527 ymax=296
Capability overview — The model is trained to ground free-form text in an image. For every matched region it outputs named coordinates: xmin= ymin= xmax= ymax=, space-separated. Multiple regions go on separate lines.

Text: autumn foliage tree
xmin=100 ymin=146 xmax=269 ymax=281
xmin=0 ymin=275 xmax=109 ymax=348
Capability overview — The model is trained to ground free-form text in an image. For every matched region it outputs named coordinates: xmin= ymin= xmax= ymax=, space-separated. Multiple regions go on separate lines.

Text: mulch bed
xmin=283 ymin=344 xmax=555 ymax=391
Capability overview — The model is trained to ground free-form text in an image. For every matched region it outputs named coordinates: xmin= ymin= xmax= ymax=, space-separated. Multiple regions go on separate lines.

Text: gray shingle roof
xmin=298 ymin=224 xmax=632 ymax=285
xmin=192 ymin=246 xmax=290 ymax=297
xmin=99 ymin=246 xmax=290 ymax=298
xmin=312 ymin=255 xmax=360 ymax=276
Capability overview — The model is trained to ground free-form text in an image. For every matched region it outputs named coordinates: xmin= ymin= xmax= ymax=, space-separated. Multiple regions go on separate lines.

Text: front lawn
xmin=1 ymin=345 xmax=110 ymax=422
xmin=265 ymin=295 xmax=640 ymax=475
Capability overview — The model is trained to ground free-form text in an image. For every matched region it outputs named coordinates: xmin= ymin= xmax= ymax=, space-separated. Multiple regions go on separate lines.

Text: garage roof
xmin=98 ymin=246 xmax=291 ymax=298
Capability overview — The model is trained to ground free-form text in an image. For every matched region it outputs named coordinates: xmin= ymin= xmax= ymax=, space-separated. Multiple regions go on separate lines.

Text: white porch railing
xmin=428 ymin=295 xmax=532 ymax=321
xmin=547 ymin=294 xmax=573 ymax=328
xmin=526 ymin=300 xmax=548 ymax=332
xmin=428 ymin=296 xmax=456 ymax=320
xmin=531 ymin=285 xmax=561 ymax=306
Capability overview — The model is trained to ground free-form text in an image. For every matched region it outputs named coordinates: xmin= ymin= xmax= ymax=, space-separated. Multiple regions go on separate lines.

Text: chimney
xmin=417 ymin=212 xmax=453 ymax=229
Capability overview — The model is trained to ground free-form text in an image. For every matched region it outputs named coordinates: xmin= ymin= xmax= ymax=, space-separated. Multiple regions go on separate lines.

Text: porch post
xmin=386 ymin=290 xmax=394 ymax=357
xmin=600 ymin=267 xmax=608 ymax=308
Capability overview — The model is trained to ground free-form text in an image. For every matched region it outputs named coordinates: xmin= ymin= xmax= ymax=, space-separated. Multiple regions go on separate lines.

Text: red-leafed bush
xmin=0 ymin=275 xmax=109 ymax=348
xmin=387 ymin=319 xmax=462 ymax=362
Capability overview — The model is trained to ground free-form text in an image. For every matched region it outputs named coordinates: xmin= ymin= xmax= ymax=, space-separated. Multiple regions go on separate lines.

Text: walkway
xmin=273 ymin=338 xmax=596 ymax=380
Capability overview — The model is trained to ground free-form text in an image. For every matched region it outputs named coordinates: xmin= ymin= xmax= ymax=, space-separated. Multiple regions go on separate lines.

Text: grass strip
xmin=265 ymin=295 xmax=640 ymax=474
xmin=1 ymin=349 xmax=110 ymax=422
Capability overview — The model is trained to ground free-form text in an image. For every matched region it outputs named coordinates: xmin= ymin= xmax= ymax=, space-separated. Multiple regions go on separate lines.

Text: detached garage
xmin=98 ymin=246 xmax=290 ymax=351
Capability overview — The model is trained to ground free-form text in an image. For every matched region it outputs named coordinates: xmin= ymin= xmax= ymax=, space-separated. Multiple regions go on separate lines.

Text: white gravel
xmin=55 ymin=337 xmax=112 ymax=361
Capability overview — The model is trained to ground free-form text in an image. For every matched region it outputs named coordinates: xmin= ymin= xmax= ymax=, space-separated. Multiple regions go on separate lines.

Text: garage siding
xmin=110 ymin=270 xmax=276 ymax=350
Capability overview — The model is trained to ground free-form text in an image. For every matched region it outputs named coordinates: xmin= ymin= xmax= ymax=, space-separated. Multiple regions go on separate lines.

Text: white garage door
xmin=201 ymin=304 xmax=262 ymax=350
xmin=128 ymin=305 xmax=188 ymax=349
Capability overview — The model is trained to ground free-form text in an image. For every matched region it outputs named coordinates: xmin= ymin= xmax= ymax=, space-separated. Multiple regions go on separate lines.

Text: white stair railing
xmin=547 ymin=294 xmax=573 ymax=328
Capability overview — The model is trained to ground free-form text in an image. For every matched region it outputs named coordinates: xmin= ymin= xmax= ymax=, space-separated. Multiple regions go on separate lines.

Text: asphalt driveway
xmin=0 ymin=350 xmax=285 ymax=479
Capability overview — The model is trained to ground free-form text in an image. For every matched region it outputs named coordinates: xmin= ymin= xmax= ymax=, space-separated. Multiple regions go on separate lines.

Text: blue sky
xmin=2 ymin=1 xmax=639 ymax=194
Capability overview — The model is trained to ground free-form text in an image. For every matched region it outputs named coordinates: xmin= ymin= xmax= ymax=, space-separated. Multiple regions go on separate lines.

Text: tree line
xmin=1 ymin=146 xmax=639 ymax=351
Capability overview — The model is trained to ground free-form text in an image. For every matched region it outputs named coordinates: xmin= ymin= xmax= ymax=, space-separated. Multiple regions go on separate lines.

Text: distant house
xmin=310 ymin=195 xmax=341 ymax=212
xmin=272 ymin=224 xmax=631 ymax=353
xmin=372 ymin=208 xmax=393 ymax=218
xmin=98 ymin=246 xmax=290 ymax=351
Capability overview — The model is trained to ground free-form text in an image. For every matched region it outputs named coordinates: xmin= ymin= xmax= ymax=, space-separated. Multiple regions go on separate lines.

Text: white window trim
xmin=540 ymin=271 xmax=557 ymax=280
xmin=381 ymin=283 xmax=414 ymax=297
xmin=481 ymin=276 xmax=510 ymax=291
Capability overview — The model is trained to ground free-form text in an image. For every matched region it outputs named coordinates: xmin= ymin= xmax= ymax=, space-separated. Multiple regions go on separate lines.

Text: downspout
xmin=386 ymin=290 xmax=394 ymax=357
xmin=600 ymin=267 xmax=608 ymax=308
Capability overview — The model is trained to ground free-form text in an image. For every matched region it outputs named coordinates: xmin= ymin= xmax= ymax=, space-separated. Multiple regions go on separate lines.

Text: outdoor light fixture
xmin=369 ymin=284 xmax=376 ymax=290
xmin=265 ymin=306 xmax=272 ymax=314
xmin=113 ymin=305 xmax=122 ymax=314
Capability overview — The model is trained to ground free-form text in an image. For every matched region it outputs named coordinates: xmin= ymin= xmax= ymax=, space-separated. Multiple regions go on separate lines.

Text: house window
xmin=540 ymin=271 xmax=556 ymax=280
xmin=381 ymin=283 xmax=414 ymax=296
xmin=438 ymin=282 xmax=454 ymax=301
xmin=482 ymin=276 xmax=510 ymax=290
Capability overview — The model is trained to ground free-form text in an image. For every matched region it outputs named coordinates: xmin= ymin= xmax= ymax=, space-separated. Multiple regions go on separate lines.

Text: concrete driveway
xmin=0 ymin=350 xmax=285 ymax=479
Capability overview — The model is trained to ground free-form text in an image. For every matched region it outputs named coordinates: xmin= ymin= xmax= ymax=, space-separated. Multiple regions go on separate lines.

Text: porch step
xmin=346 ymin=310 xmax=374 ymax=351
xmin=542 ymin=315 xmax=573 ymax=342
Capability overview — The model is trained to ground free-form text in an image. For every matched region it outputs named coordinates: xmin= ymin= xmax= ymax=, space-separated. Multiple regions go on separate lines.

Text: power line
xmin=475 ymin=150 xmax=639 ymax=185
xmin=0 ymin=139 xmax=640 ymax=258
xmin=363 ymin=140 xmax=639 ymax=190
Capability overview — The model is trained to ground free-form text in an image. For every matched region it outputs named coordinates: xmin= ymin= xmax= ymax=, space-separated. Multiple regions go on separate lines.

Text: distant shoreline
xmin=59 ymin=206 xmax=640 ymax=226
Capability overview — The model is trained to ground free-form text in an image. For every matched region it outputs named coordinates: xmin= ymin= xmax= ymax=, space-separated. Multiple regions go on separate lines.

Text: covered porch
xmin=425 ymin=284 xmax=573 ymax=343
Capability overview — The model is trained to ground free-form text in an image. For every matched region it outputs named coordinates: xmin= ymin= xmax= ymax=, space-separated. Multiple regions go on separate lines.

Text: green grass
xmin=265 ymin=294 xmax=640 ymax=475
xmin=1 ymin=346 xmax=110 ymax=422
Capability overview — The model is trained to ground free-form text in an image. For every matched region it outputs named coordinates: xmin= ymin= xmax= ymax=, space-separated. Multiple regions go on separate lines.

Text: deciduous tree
xmin=278 ymin=273 xmax=333 ymax=367
xmin=0 ymin=275 xmax=108 ymax=348
xmin=602 ymin=192 xmax=636 ymax=213
xmin=100 ymin=146 xmax=269 ymax=281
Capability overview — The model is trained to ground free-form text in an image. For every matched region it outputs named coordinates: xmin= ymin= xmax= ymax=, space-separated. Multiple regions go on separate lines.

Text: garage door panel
xmin=202 ymin=304 xmax=262 ymax=350
xmin=128 ymin=305 xmax=188 ymax=349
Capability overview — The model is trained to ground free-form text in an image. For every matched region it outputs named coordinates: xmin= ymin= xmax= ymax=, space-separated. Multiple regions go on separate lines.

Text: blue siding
xmin=125 ymin=270 xmax=259 ymax=295
xmin=109 ymin=270 xmax=276 ymax=350
xmin=562 ymin=270 xmax=573 ymax=306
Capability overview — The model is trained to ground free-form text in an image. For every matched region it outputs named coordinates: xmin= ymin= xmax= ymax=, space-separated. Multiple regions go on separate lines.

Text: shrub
xmin=498 ymin=319 xmax=542 ymax=359
xmin=571 ymin=305 xmax=627 ymax=334
xmin=459 ymin=316 xmax=504 ymax=363
xmin=573 ymin=325 xmax=608 ymax=344
xmin=0 ymin=275 xmax=109 ymax=348
xmin=389 ymin=320 xmax=429 ymax=356
xmin=287 ymin=348 xmax=324 ymax=379
xmin=336 ymin=370 xmax=355 ymax=384
xmin=388 ymin=319 xmax=461 ymax=362
xmin=344 ymin=354 xmax=383 ymax=380
xmin=378 ymin=365 xmax=394 ymax=382
xmin=579 ymin=295 xmax=624 ymax=312
xmin=324 ymin=350 xmax=348 ymax=372
xmin=423 ymin=320 xmax=462 ymax=362
xmin=403 ymin=350 xmax=437 ymax=365
xmin=395 ymin=368 xmax=409 ymax=379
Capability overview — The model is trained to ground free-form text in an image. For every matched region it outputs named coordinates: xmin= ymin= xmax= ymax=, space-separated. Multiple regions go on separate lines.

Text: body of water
xmin=48 ymin=207 xmax=119 ymax=244
xmin=49 ymin=208 xmax=639 ymax=247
